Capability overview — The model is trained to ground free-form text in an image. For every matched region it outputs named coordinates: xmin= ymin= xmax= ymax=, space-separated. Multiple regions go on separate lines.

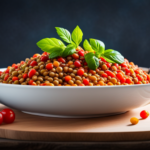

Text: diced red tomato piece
xmin=105 ymin=70 xmax=115 ymax=77
xmin=57 ymin=57 xmax=66 ymax=63
xmin=116 ymin=73 xmax=124 ymax=80
xmin=46 ymin=63 xmax=53 ymax=70
xmin=136 ymin=74 xmax=143 ymax=81
xmin=72 ymin=53 xmax=79 ymax=59
xmin=33 ymin=53 xmax=40 ymax=58
xmin=0 ymin=71 xmax=3 ymax=76
xmin=78 ymin=50 xmax=84 ymax=56
xmin=79 ymin=84 xmax=85 ymax=86
xmin=101 ymin=73 xmax=108 ymax=78
xmin=89 ymin=70 xmax=96 ymax=75
xmin=120 ymin=62 xmax=127 ymax=67
xmin=106 ymin=63 xmax=111 ymax=68
xmin=77 ymin=69 xmax=84 ymax=76
xmin=74 ymin=60 xmax=81 ymax=68
xmin=23 ymin=74 xmax=28 ymax=79
xmin=12 ymin=77 xmax=19 ymax=81
xmin=41 ymin=55 xmax=49 ymax=62
xmin=42 ymin=52 xmax=49 ymax=55
xmin=114 ymin=63 xmax=118 ymax=69
xmin=83 ymin=79 xmax=89 ymax=85
xmin=126 ymin=78 xmax=132 ymax=84
xmin=4 ymin=74 xmax=9 ymax=81
xmin=12 ymin=64 xmax=18 ymax=69
xmin=100 ymin=57 xmax=107 ymax=62
xmin=84 ymin=62 xmax=87 ymax=66
xmin=135 ymin=69 xmax=140 ymax=74
xmin=137 ymin=81 xmax=142 ymax=84
xmin=30 ymin=61 xmax=37 ymax=67
xmin=120 ymin=77 xmax=126 ymax=84
xmin=5 ymin=69 xmax=9 ymax=74
xmin=20 ymin=61 xmax=25 ymax=65
xmin=28 ymin=80 xmax=34 ymax=85
xmin=147 ymin=75 xmax=150 ymax=80
xmin=28 ymin=69 xmax=36 ymax=78
xmin=65 ymin=75 xmax=72 ymax=82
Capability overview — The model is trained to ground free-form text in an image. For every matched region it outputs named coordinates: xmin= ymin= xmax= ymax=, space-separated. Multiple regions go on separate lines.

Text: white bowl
xmin=0 ymin=68 xmax=150 ymax=118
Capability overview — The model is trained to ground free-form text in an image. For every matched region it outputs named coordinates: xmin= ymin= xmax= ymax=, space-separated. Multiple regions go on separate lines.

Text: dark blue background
xmin=0 ymin=0 xmax=150 ymax=68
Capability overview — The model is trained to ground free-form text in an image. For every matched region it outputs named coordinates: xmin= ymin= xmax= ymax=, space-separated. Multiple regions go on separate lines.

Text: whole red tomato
xmin=1 ymin=108 xmax=15 ymax=124
xmin=0 ymin=112 xmax=3 ymax=125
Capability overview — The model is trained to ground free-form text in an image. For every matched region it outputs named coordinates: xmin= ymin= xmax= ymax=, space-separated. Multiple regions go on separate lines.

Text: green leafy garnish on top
xmin=36 ymin=26 xmax=124 ymax=70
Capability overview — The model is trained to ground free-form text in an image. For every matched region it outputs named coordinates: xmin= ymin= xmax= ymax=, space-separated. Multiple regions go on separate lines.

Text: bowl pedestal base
xmin=22 ymin=111 xmax=127 ymax=118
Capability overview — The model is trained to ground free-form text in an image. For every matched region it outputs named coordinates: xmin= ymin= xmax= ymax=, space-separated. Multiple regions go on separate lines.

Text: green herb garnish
xmin=36 ymin=26 xmax=124 ymax=70
xmin=83 ymin=38 xmax=124 ymax=69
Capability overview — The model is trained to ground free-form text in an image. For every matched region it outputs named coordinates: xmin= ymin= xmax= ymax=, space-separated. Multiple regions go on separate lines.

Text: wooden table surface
xmin=0 ymin=104 xmax=150 ymax=142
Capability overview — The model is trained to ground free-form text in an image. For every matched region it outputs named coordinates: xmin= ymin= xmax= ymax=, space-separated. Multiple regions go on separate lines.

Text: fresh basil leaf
xmin=55 ymin=27 xmax=72 ymax=43
xmin=83 ymin=39 xmax=94 ymax=52
xmin=62 ymin=44 xmax=76 ymax=57
xmin=49 ymin=48 xmax=64 ymax=59
xmin=85 ymin=53 xmax=99 ymax=70
xmin=71 ymin=25 xmax=83 ymax=47
xmin=90 ymin=39 xmax=105 ymax=58
xmin=36 ymin=38 xmax=65 ymax=52
xmin=102 ymin=49 xmax=124 ymax=64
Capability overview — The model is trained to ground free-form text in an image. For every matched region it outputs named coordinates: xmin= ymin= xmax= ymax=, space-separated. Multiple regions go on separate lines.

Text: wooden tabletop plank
xmin=0 ymin=104 xmax=150 ymax=142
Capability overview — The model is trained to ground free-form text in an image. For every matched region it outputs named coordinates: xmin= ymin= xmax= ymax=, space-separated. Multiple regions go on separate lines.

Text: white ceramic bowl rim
xmin=1 ymin=68 xmax=150 ymax=89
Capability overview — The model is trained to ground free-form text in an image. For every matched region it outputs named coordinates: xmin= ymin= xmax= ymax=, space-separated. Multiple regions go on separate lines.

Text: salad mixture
xmin=0 ymin=26 xmax=150 ymax=86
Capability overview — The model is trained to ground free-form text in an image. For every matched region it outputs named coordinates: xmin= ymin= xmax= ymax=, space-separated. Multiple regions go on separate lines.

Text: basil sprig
xmin=37 ymin=26 xmax=124 ymax=70
xmin=84 ymin=53 xmax=99 ymax=70
xmin=83 ymin=39 xmax=124 ymax=70
xmin=37 ymin=26 xmax=83 ymax=58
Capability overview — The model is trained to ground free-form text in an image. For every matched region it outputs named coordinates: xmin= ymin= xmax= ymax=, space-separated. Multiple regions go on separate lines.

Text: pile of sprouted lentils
xmin=0 ymin=26 xmax=150 ymax=86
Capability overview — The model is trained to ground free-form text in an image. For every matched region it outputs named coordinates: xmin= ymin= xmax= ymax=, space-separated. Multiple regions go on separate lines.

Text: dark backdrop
xmin=0 ymin=0 xmax=150 ymax=68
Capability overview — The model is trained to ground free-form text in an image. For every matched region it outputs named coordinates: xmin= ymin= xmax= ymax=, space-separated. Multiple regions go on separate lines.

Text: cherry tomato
xmin=140 ymin=110 xmax=149 ymax=119
xmin=130 ymin=117 xmax=139 ymax=125
xmin=74 ymin=60 xmax=81 ymax=68
xmin=0 ymin=112 xmax=3 ymax=125
xmin=1 ymin=108 xmax=15 ymax=124
xmin=77 ymin=69 xmax=84 ymax=76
